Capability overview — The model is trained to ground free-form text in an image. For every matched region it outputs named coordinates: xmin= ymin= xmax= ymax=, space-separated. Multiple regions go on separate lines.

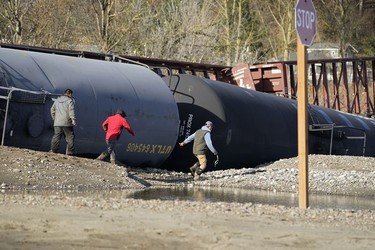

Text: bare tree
xmin=109 ymin=0 xmax=153 ymax=54
xmin=88 ymin=0 xmax=146 ymax=53
xmin=2 ymin=0 xmax=373 ymax=63
xmin=214 ymin=0 xmax=262 ymax=65
xmin=136 ymin=0 xmax=219 ymax=63
xmin=251 ymin=0 xmax=296 ymax=61
xmin=316 ymin=0 xmax=374 ymax=57
xmin=25 ymin=0 xmax=78 ymax=48
xmin=91 ymin=0 xmax=115 ymax=51
xmin=0 ymin=0 xmax=34 ymax=44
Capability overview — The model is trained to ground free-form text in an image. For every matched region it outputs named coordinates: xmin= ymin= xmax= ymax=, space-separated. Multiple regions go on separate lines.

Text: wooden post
xmin=297 ymin=39 xmax=309 ymax=209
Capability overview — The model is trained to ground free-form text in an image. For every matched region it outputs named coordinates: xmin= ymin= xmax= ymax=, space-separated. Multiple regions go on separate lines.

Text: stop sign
xmin=295 ymin=0 xmax=317 ymax=47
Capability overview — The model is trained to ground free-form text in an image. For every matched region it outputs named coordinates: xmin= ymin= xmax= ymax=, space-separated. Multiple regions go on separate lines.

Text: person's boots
xmin=194 ymin=167 xmax=203 ymax=180
xmin=96 ymin=152 xmax=107 ymax=161
xmin=189 ymin=162 xmax=199 ymax=177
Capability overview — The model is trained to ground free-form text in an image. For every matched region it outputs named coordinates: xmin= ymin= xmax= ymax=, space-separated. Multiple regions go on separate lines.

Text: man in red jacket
xmin=96 ymin=109 xmax=135 ymax=164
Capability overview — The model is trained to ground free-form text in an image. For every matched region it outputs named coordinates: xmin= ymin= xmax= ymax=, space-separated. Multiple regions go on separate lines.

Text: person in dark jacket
xmin=96 ymin=109 xmax=135 ymax=164
xmin=50 ymin=88 xmax=76 ymax=155
xmin=179 ymin=121 xmax=218 ymax=180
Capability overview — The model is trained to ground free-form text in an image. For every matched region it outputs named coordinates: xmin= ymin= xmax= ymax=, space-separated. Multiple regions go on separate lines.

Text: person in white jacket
xmin=50 ymin=89 xmax=76 ymax=155
xmin=179 ymin=121 xmax=218 ymax=180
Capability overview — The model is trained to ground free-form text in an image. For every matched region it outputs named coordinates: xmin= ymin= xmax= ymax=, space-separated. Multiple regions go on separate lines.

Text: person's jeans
xmin=50 ymin=126 xmax=75 ymax=155
xmin=106 ymin=139 xmax=117 ymax=162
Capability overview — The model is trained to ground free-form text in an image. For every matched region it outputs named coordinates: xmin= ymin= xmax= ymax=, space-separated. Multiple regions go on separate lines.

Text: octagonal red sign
xmin=295 ymin=0 xmax=317 ymax=47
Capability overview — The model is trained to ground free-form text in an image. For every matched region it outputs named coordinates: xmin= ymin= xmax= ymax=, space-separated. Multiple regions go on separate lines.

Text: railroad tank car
xmin=161 ymin=74 xmax=375 ymax=171
xmin=1 ymin=47 xmax=375 ymax=172
xmin=0 ymin=48 xmax=179 ymax=168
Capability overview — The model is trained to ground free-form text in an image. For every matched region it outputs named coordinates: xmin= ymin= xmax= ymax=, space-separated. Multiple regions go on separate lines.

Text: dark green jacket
xmin=193 ymin=129 xmax=209 ymax=155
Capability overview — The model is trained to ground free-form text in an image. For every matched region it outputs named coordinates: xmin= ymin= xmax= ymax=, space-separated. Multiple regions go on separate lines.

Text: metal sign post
xmin=295 ymin=0 xmax=317 ymax=209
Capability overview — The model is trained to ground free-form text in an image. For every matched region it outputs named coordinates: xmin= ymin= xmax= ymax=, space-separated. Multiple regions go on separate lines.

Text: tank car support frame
xmin=309 ymin=123 xmax=366 ymax=156
xmin=0 ymin=86 xmax=50 ymax=146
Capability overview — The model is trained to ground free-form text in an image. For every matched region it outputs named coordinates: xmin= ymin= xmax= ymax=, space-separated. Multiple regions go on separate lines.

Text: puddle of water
xmin=3 ymin=187 xmax=374 ymax=210
xmin=127 ymin=187 xmax=375 ymax=210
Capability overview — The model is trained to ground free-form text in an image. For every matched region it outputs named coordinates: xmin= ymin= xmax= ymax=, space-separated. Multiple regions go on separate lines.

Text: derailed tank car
xmin=161 ymin=74 xmax=375 ymax=171
xmin=1 ymin=47 xmax=375 ymax=172
xmin=0 ymin=48 xmax=179 ymax=168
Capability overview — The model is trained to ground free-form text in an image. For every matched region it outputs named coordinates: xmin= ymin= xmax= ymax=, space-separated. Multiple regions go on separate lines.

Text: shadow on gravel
xmin=127 ymin=174 xmax=153 ymax=187
xmin=127 ymin=173 xmax=191 ymax=187
xmin=251 ymin=169 xmax=266 ymax=174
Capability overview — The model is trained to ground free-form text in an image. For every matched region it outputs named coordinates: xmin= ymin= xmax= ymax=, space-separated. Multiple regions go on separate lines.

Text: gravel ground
xmin=1 ymin=145 xmax=375 ymax=197
xmin=1 ymin=145 xmax=375 ymax=249
xmin=129 ymin=155 xmax=375 ymax=197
